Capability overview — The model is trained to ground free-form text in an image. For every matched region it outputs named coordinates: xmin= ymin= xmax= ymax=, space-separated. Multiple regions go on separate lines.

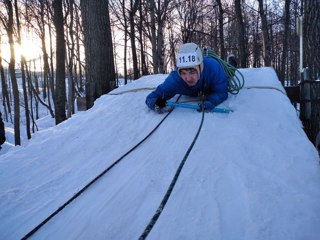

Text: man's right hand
xmin=155 ymin=98 xmax=167 ymax=109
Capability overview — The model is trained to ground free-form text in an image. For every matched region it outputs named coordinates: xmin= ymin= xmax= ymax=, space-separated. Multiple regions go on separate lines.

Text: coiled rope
xmin=203 ymin=49 xmax=245 ymax=95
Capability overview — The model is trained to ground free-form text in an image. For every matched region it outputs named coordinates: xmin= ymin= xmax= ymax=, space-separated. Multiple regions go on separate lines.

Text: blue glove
xmin=198 ymin=101 xmax=215 ymax=112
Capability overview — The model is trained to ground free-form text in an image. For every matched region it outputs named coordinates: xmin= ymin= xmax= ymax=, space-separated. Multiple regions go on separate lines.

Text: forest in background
xmin=0 ymin=0 xmax=319 ymax=146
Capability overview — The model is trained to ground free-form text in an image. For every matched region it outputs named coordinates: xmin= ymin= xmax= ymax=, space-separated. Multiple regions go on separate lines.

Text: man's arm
xmin=145 ymin=72 xmax=178 ymax=110
xmin=204 ymin=58 xmax=229 ymax=108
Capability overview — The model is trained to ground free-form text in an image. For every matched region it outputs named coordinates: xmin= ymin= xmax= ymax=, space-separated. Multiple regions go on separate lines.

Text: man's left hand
xmin=198 ymin=101 xmax=215 ymax=112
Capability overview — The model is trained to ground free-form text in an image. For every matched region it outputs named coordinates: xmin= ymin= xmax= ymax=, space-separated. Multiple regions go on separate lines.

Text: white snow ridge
xmin=0 ymin=67 xmax=319 ymax=240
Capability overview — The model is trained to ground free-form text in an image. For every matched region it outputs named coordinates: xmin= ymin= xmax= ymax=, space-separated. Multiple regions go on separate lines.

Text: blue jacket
xmin=145 ymin=57 xmax=228 ymax=110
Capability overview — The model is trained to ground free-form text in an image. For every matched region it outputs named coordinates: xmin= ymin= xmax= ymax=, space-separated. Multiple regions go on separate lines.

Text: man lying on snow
xmin=145 ymin=42 xmax=231 ymax=113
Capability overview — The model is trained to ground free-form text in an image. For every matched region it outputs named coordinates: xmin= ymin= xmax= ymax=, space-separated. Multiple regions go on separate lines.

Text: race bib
xmin=177 ymin=52 xmax=199 ymax=66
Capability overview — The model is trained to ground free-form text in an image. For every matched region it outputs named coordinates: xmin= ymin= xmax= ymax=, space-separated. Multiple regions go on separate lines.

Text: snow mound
xmin=0 ymin=67 xmax=319 ymax=240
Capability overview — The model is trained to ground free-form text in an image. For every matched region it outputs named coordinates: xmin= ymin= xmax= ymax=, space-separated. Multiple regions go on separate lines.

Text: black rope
xmin=139 ymin=108 xmax=205 ymax=239
xmin=21 ymin=96 xmax=181 ymax=240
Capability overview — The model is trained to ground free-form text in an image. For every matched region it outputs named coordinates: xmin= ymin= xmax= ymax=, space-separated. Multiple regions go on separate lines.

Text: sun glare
xmin=0 ymin=36 xmax=42 ymax=65
xmin=16 ymin=38 xmax=42 ymax=61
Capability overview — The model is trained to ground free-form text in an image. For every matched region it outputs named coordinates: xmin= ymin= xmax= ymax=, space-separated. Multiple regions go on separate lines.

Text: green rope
xmin=203 ymin=49 xmax=245 ymax=95
xmin=108 ymin=87 xmax=156 ymax=95
xmin=243 ymin=86 xmax=287 ymax=95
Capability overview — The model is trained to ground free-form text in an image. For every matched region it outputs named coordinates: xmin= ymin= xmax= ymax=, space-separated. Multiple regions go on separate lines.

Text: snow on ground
xmin=0 ymin=67 xmax=319 ymax=240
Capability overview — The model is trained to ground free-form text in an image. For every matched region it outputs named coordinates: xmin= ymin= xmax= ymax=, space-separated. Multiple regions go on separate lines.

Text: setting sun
xmin=16 ymin=38 xmax=42 ymax=61
xmin=0 ymin=36 xmax=42 ymax=65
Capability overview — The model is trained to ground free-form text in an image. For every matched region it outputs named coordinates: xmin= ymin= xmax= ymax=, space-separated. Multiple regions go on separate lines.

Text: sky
xmin=0 ymin=67 xmax=320 ymax=240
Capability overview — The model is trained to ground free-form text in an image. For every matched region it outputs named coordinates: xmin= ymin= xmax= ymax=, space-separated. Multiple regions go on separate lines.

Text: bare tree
xmin=53 ymin=0 xmax=67 ymax=124
xmin=74 ymin=4 xmax=84 ymax=93
xmin=109 ymin=0 xmax=129 ymax=83
xmin=174 ymin=0 xmax=203 ymax=44
xmin=216 ymin=0 xmax=225 ymax=59
xmin=303 ymin=0 xmax=320 ymax=79
xmin=252 ymin=13 xmax=262 ymax=67
xmin=144 ymin=0 xmax=172 ymax=74
xmin=46 ymin=0 xmax=56 ymax=104
xmin=1 ymin=0 xmax=20 ymax=145
xmin=138 ymin=0 xmax=148 ymax=75
xmin=65 ymin=0 xmax=76 ymax=117
xmin=257 ymin=0 xmax=271 ymax=66
xmin=279 ymin=0 xmax=291 ymax=83
xmin=80 ymin=0 xmax=116 ymax=109
xmin=123 ymin=0 xmax=129 ymax=83
xmin=14 ymin=0 xmax=31 ymax=139
xmin=128 ymin=0 xmax=139 ymax=79
xmin=0 ymin=34 xmax=12 ymax=122
xmin=32 ymin=0 xmax=54 ymax=113
xmin=234 ymin=0 xmax=248 ymax=67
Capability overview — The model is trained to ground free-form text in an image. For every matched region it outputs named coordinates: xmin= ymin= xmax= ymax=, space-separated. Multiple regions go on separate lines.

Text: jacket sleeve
xmin=205 ymin=59 xmax=228 ymax=107
xmin=145 ymin=72 xmax=178 ymax=110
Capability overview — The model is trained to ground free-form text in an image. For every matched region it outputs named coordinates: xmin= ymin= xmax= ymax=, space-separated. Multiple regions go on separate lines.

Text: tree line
xmin=0 ymin=0 xmax=319 ymax=146
xmin=0 ymin=0 xmax=115 ymax=145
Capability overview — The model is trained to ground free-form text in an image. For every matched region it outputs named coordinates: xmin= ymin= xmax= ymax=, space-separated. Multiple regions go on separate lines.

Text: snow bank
xmin=0 ymin=67 xmax=319 ymax=240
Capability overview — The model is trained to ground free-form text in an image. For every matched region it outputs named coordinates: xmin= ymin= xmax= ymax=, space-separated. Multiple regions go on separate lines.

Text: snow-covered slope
xmin=0 ymin=67 xmax=319 ymax=240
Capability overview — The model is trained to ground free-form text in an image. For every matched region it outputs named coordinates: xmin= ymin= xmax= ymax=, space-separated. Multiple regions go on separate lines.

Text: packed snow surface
xmin=0 ymin=67 xmax=319 ymax=240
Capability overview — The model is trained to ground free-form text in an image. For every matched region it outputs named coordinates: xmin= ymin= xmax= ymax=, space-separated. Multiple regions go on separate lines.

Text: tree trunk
xmin=304 ymin=0 xmax=320 ymax=79
xmin=149 ymin=0 xmax=158 ymax=74
xmin=75 ymin=6 xmax=84 ymax=93
xmin=257 ymin=0 xmax=272 ymax=66
xmin=139 ymin=1 xmax=148 ymax=76
xmin=5 ymin=0 xmax=20 ymax=145
xmin=25 ymin=63 xmax=37 ymax=133
xmin=46 ymin=0 xmax=56 ymax=104
xmin=146 ymin=0 xmax=171 ymax=74
xmin=39 ymin=0 xmax=53 ymax=112
xmin=157 ymin=17 xmax=165 ymax=73
xmin=53 ymin=0 xmax=67 ymax=124
xmin=122 ymin=0 xmax=128 ymax=84
xmin=129 ymin=0 xmax=139 ymax=79
xmin=66 ymin=0 xmax=75 ymax=118
xmin=14 ymin=0 xmax=31 ymax=139
xmin=156 ymin=0 xmax=171 ymax=74
xmin=234 ymin=0 xmax=247 ymax=67
xmin=217 ymin=0 xmax=225 ymax=59
xmin=252 ymin=15 xmax=261 ymax=67
xmin=80 ymin=0 xmax=116 ymax=109
xmin=280 ymin=0 xmax=291 ymax=84
xmin=0 ymin=35 xmax=12 ymax=122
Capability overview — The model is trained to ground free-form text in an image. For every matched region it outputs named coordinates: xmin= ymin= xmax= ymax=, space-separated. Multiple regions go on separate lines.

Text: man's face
xmin=179 ymin=67 xmax=200 ymax=86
